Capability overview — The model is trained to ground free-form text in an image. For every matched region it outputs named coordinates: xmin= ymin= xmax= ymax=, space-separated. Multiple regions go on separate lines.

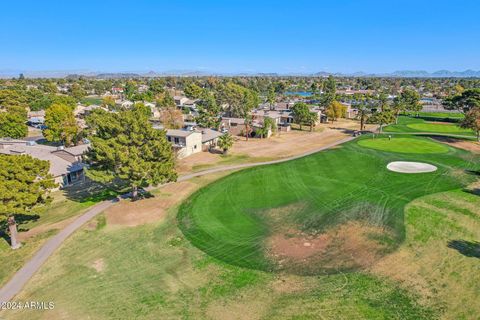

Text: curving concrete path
xmin=0 ymin=135 xmax=354 ymax=303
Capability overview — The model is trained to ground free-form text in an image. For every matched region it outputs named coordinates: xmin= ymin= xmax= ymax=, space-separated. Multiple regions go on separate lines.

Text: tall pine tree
xmin=0 ymin=154 xmax=55 ymax=249
xmin=85 ymin=107 xmax=177 ymax=199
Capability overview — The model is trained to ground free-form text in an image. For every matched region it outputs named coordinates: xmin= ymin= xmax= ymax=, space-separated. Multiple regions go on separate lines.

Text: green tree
xmin=0 ymin=105 xmax=28 ymax=138
xmin=156 ymin=91 xmax=176 ymax=109
xmin=102 ymin=96 xmax=116 ymax=110
xmin=133 ymin=102 xmax=152 ymax=118
xmin=444 ymin=88 xmax=480 ymax=114
xmin=326 ymin=101 xmax=346 ymax=123
xmin=291 ymin=102 xmax=311 ymax=131
xmin=369 ymin=108 xmax=395 ymax=133
xmin=393 ymin=89 xmax=421 ymax=122
xmin=306 ymin=112 xmax=317 ymax=132
xmin=216 ymin=83 xmax=259 ymax=140
xmin=0 ymin=154 xmax=55 ymax=248
xmin=218 ymin=133 xmax=234 ymax=155
xmin=267 ymin=86 xmax=276 ymax=109
xmin=0 ymin=89 xmax=28 ymax=109
xmin=321 ymin=75 xmax=336 ymax=107
xmin=85 ymin=108 xmax=177 ymax=199
xmin=460 ymin=107 xmax=480 ymax=141
xmin=69 ymin=83 xmax=86 ymax=101
xmin=148 ymin=79 xmax=166 ymax=96
xmin=124 ymin=81 xmax=137 ymax=100
xmin=43 ymin=103 xmax=79 ymax=146
xmin=195 ymin=91 xmax=221 ymax=128
xmin=184 ymin=83 xmax=203 ymax=99
xmin=41 ymin=82 xmax=58 ymax=95
xmin=356 ymin=104 xmax=372 ymax=131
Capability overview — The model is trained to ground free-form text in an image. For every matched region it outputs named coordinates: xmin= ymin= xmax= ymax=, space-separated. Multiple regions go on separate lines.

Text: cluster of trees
xmin=445 ymin=88 xmax=480 ymax=140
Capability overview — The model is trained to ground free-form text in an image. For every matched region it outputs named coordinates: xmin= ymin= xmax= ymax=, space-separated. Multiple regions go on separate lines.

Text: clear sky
xmin=1 ymin=0 xmax=479 ymax=74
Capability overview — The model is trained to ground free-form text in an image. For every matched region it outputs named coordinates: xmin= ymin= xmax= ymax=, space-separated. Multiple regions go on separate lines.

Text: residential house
xmin=163 ymin=126 xmax=224 ymax=158
xmin=199 ymin=128 xmax=223 ymax=151
xmin=0 ymin=139 xmax=89 ymax=188
xmin=174 ymin=96 xmax=189 ymax=106
xmin=166 ymin=129 xmax=202 ymax=159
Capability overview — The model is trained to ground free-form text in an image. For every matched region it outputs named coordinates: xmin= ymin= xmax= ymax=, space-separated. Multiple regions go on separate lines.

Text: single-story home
xmin=0 ymin=139 xmax=89 ymax=188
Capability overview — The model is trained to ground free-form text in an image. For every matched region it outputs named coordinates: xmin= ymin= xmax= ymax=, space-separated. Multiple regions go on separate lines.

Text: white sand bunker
xmin=387 ymin=161 xmax=437 ymax=173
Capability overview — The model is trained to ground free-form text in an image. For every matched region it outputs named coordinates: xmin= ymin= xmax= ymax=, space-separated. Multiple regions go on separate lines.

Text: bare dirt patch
xmin=266 ymin=221 xmax=392 ymax=274
xmin=433 ymin=136 xmax=480 ymax=153
xmin=17 ymin=216 xmax=77 ymax=242
xmin=104 ymin=181 xmax=198 ymax=227
xmin=91 ymin=258 xmax=105 ymax=273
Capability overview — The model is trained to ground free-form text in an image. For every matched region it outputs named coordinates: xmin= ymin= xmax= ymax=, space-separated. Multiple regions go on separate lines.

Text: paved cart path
xmin=0 ymin=136 xmax=355 ymax=303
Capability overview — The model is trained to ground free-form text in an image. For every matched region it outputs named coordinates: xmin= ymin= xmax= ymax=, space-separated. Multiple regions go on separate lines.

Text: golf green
xmin=178 ymin=136 xmax=478 ymax=275
xmin=357 ymin=137 xmax=449 ymax=154
xmin=407 ymin=122 xmax=472 ymax=134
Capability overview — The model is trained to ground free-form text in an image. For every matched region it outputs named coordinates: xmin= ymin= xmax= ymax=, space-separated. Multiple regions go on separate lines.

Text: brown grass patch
xmin=266 ymin=221 xmax=392 ymax=274
xmin=105 ymin=181 xmax=198 ymax=227
xmin=91 ymin=258 xmax=105 ymax=273
xmin=17 ymin=216 xmax=77 ymax=242
xmin=433 ymin=136 xmax=480 ymax=153
xmin=269 ymin=275 xmax=308 ymax=294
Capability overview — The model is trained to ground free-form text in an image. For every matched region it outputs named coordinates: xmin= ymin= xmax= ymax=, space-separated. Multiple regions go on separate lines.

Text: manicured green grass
xmin=407 ymin=122 xmax=473 ymax=134
xmin=405 ymin=111 xmax=464 ymax=119
xmin=191 ymin=154 xmax=277 ymax=172
xmin=357 ymin=137 xmax=449 ymax=154
xmin=178 ymin=136 xmax=479 ymax=274
xmin=3 ymin=138 xmax=479 ymax=319
xmin=1 ymin=207 xmax=436 ymax=320
xmin=0 ymin=183 xmax=125 ymax=286
xmin=81 ymin=96 xmax=103 ymax=105
xmin=385 ymin=116 xmax=474 ymax=136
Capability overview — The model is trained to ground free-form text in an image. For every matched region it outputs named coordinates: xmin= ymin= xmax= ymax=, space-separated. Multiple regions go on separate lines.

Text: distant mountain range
xmin=1 ymin=69 xmax=479 ymax=78
xmin=313 ymin=70 xmax=480 ymax=78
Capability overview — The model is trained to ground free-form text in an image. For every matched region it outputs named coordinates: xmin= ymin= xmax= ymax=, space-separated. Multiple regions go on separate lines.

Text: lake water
xmin=285 ymin=91 xmax=313 ymax=97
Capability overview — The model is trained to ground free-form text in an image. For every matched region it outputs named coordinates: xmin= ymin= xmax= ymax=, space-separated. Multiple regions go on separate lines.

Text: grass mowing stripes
xmin=178 ymin=135 xmax=479 ymax=274
xmin=385 ymin=115 xmax=474 ymax=136
xmin=357 ymin=137 xmax=449 ymax=154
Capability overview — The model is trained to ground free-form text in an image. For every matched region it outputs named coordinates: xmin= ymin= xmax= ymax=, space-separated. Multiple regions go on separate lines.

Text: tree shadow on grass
xmin=0 ymin=229 xmax=10 ymax=246
xmin=62 ymin=177 xmax=128 ymax=203
xmin=447 ymin=240 xmax=480 ymax=258
xmin=15 ymin=213 xmax=41 ymax=232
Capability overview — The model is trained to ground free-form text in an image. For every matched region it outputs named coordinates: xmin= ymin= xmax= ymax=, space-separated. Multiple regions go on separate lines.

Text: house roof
xmin=63 ymin=144 xmax=90 ymax=156
xmin=199 ymin=128 xmax=223 ymax=143
xmin=166 ymin=129 xmax=195 ymax=138
xmin=221 ymin=117 xmax=245 ymax=125
xmin=0 ymin=143 xmax=84 ymax=177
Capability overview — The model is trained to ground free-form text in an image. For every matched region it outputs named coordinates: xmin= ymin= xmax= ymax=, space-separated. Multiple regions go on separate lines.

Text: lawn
xmin=384 ymin=116 xmax=474 ymax=137
xmin=0 ymin=181 xmax=126 ymax=287
xmin=178 ymin=135 xmax=478 ymax=275
xmin=3 ymin=177 xmax=479 ymax=319
xmin=358 ymin=137 xmax=449 ymax=154
xmin=191 ymin=154 xmax=277 ymax=172
xmin=405 ymin=111 xmax=464 ymax=121
xmin=80 ymin=96 xmax=103 ymax=105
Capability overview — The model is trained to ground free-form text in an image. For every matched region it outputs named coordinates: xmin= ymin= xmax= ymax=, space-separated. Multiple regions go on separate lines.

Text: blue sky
xmin=1 ymin=0 xmax=479 ymax=74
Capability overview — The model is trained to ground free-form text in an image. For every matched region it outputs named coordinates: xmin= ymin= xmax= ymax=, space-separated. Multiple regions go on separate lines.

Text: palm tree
xmin=218 ymin=133 xmax=234 ymax=155
xmin=356 ymin=105 xmax=371 ymax=131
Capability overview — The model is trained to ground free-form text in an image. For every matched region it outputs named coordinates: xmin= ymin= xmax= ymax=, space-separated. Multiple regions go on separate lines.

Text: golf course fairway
xmin=178 ymin=136 xmax=479 ymax=275
xmin=357 ymin=137 xmax=449 ymax=154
